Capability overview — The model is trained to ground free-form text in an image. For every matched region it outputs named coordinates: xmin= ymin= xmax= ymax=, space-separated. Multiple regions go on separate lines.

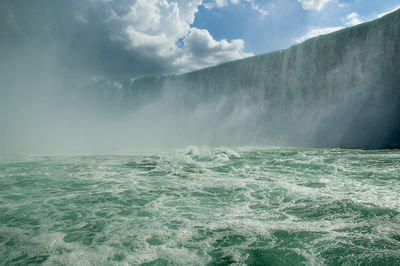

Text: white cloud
xmin=251 ymin=3 xmax=268 ymax=16
xmin=298 ymin=0 xmax=333 ymax=11
xmin=216 ymin=0 xmax=228 ymax=7
xmin=109 ymin=0 xmax=252 ymax=73
xmin=294 ymin=6 xmax=400 ymax=46
xmin=295 ymin=26 xmax=343 ymax=43
xmin=344 ymin=12 xmax=362 ymax=26
xmin=179 ymin=28 xmax=253 ymax=71
xmin=377 ymin=6 xmax=400 ymax=18
xmin=120 ymin=0 xmax=188 ymax=57
xmin=204 ymin=0 xmax=268 ymax=16
xmin=0 ymin=0 xmax=254 ymax=78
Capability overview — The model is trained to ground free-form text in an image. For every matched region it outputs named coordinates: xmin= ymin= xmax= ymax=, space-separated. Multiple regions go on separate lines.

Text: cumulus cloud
xmin=216 ymin=0 xmax=229 ymax=8
xmin=341 ymin=6 xmax=400 ymax=29
xmin=295 ymin=26 xmax=343 ymax=43
xmin=180 ymin=28 xmax=253 ymax=71
xmin=298 ymin=0 xmax=333 ymax=11
xmin=204 ymin=0 xmax=268 ymax=16
xmin=118 ymin=0 xmax=193 ymax=58
xmin=343 ymin=12 xmax=362 ymax=26
xmin=294 ymin=5 xmax=400 ymax=45
xmin=0 ymin=0 xmax=252 ymax=78
xmin=110 ymin=0 xmax=254 ymax=74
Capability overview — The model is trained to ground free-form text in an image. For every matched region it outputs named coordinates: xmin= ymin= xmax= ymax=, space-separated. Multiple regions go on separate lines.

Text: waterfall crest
xmin=91 ymin=9 xmax=400 ymax=149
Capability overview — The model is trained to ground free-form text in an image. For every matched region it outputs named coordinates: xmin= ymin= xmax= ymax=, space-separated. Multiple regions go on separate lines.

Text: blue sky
xmin=1 ymin=0 xmax=399 ymax=78
xmin=193 ymin=0 xmax=400 ymax=54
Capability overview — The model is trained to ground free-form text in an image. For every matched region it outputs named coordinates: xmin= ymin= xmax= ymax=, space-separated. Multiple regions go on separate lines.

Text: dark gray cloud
xmin=0 ymin=0 xmax=171 ymax=78
xmin=0 ymin=0 xmax=251 ymax=79
xmin=0 ymin=0 xmax=253 ymax=153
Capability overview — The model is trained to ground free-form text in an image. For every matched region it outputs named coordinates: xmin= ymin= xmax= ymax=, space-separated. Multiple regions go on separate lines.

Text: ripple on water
xmin=1 ymin=147 xmax=400 ymax=265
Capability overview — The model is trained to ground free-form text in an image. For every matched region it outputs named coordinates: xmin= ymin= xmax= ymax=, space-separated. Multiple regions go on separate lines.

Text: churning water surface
xmin=1 ymin=147 xmax=400 ymax=265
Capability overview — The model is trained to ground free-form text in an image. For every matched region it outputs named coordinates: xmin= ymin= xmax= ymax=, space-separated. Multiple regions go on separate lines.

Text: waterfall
xmin=89 ymin=9 xmax=400 ymax=149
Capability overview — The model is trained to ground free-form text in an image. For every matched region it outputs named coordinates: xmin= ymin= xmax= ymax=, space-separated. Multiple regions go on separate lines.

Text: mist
xmin=1 ymin=2 xmax=400 ymax=154
xmin=0 ymin=0 xmax=253 ymax=154
xmin=0 ymin=0 xmax=180 ymax=154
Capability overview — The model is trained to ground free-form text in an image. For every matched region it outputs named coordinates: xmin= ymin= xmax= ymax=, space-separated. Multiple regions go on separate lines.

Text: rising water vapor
xmin=1 ymin=4 xmax=400 ymax=154
xmin=1 ymin=5 xmax=400 ymax=264
xmin=86 ymin=8 xmax=400 ymax=150
xmin=0 ymin=0 xmax=174 ymax=154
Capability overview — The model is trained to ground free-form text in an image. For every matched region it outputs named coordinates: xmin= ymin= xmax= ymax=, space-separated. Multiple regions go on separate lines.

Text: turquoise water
xmin=1 ymin=147 xmax=400 ymax=265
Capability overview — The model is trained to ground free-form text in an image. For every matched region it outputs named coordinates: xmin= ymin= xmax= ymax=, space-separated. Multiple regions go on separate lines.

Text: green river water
xmin=1 ymin=147 xmax=400 ymax=265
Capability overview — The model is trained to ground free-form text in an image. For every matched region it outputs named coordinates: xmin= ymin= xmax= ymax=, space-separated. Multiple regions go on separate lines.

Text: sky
xmin=0 ymin=0 xmax=399 ymax=153
xmin=0 ymin=0 xmax=399 ymax=79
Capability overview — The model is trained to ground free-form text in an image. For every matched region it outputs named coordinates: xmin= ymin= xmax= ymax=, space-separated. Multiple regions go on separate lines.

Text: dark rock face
xmin=94 ymin=9 xmax=400 ymax=149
